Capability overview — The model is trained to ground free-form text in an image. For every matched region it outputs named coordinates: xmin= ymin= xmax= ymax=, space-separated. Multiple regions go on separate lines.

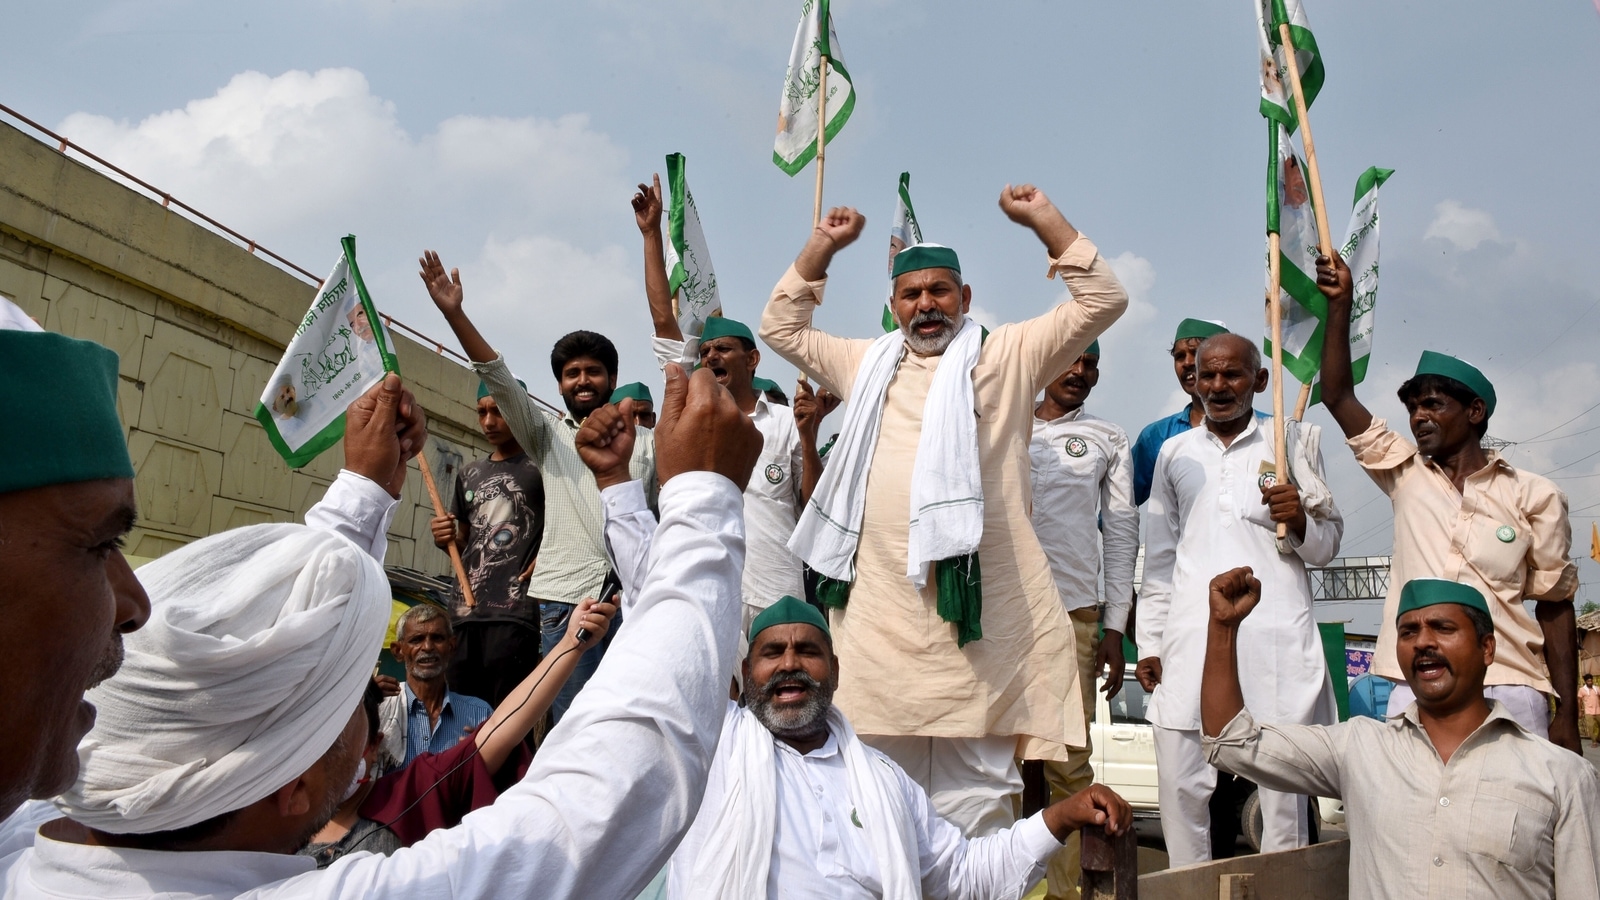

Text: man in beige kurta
xmin=759 ymin=185 xmax=1128 ymax=836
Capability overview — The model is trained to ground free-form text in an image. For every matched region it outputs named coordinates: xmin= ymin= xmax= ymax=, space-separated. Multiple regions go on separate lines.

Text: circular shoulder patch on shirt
xmin=1258 ymin=471 xmax=1278 ymax=490
xmin=765 ymin=463 xmax=785 ymax=484
xmin=1064 ymin=436 xmax=1089 ymax=458
xmin=1496 ymin=525 xmax=1516 ymax=543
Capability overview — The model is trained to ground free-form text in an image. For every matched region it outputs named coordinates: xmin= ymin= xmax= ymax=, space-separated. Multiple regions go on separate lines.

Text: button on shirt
xmin=475 ymin=356 xmax=658 ymax=606
xmin=1028 ymin=407 xmax=1138 ymax=632
xmin=1347 ymin=418 xmax=1576 ymax=692
xmin=1139 ymin=416 xmax=1342 ymax=730
xmin=399 ymin=684 xmax=491 ymax=768
xmin=1204 ymin=702 xmax=1600 ymax=899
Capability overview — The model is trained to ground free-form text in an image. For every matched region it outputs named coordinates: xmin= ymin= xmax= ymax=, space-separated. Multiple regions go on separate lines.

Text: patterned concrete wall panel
xmin=384 ymin=535 xmax=417 ymax=570
xmin=386 ymin=459 xmax=422 ymax=537
xmin=117 ymin=378 xmax=143 ymax=441
xmin=0 ymin=257 xmax=48 ymax=322
xmin=291 ymin=471 xmax=334 ymax=522
xmin=129 ymin=432 xmax=223 ymax=538
xmin=45 ymin=281 xmax=153 ymax=379
xmin=212 ymin=497 xmax=291 ymax=532
xmin=229 ymin=352 xmax=279 ymax=414
xmin=219 ymin=412 xmax=294 ymax=510
xmin=124 ymin=527 xmax=192 ymax=561
xmin=136 ymin=320 xmax=233 ymax=451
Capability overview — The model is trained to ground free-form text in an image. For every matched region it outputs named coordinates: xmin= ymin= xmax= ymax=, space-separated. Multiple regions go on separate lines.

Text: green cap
xmin=748 ymin=595 xmax=830 ymax=645
xmin=0 ymin=330 xmax=135 ymax=495
xmin=611 ymin=382 xmax=653 ymax=404
xmin=891 ymin=243 xmax=961 ymax=279
xmin=478 ymin=378 xmax=526 ymax=400
xmin=699 ymin=316 xmax=755 ymax=346
xmin=1395 ymin=578 xmax=1492 ymax=622
xmin=1085 ymin=339 xmax=1101 ymax=357
xmin=1173 ymin=318 xmax=1229 ymax=343
xmin=751 ymin=376 xmax=780 ymax=393
xmin=1414 ymin=351 xmax=1496 ymax=418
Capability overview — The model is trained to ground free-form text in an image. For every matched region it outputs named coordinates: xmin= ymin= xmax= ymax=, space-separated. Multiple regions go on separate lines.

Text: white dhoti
xmin=863 ymin=734 xmax=1024 ymax=837
xmin=1153 ymin=727 xmax=1308 ymax=866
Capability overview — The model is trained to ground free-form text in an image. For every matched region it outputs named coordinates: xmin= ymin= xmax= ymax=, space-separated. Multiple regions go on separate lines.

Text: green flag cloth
xmin=663 ymin=153 xmax=721 ymax=338
xmin=254 ymin=236 xmax=398 ymax=468
xmin=773 ymin=0 xmax=855 ymax=176
xmin=0 ymin=330 xmax=135 ymax=495
xmin=1263 ymin=122 xmax=1327 ymax=386
xmin=1308 ymin=167 xmax=1394 ymax=405
xmin=883 ymin=171 xmax=923 ymax=332
xmin=1257 ymin=0 xmax=1324 ymax=134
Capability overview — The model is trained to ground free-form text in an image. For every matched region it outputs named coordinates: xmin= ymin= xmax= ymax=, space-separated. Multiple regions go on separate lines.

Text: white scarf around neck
xmin=787 ymin=317 xmax=984 ymax=589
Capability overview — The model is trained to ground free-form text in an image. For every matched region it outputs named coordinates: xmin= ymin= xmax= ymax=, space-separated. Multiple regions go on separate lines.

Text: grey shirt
xmin=1204 ymin=701 xmax=1600 ymax=899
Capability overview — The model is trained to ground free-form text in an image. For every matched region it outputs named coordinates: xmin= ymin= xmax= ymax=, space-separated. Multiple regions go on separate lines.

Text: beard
xmin=901 ymin=309 xmax=961 ymax=355
xmin=1201 ymin=392 xmax=1253 ymax=423
xmin=562 ymin=386 xmax=609 ymax=419
xmin=743 ymin=669 xmax=833 ymax=741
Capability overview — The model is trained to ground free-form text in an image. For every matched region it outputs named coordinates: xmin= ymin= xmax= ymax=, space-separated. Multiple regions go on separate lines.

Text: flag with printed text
xmin=883 ymin=171 xmax=922 ymax=332
xmin=1308 ymin=167 xmax=1393 ymax=404
xmin=773 ymin=0 xmax=855 ymax=176
xmin=663 ymin=153 xmax=721 ymax=337
xmin=1256 ymin=0 xmax=1324 ymax=133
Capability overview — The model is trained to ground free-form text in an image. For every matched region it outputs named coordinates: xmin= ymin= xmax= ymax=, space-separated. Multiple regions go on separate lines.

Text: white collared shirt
xmin=0 ymin=473 xmax=747 ymax=900
xmin=1028 ymin=406 xmax=1138 ymax=631
xmin=666 ymin=706 xmax=1063 ymax=900
xmin=1138 ymin=415 xmax=1343 ymax=731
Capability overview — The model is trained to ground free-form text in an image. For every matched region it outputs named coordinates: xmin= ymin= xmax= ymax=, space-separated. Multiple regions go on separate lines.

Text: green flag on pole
xmin=1264 ymin=122 xmax=1327 ymax=386
xmin=773 ymin=0 xmax=855 ymax=176
xmin=1308 ymin=167 xmax=1394 ymax=405
xmin=883 ymin=171 xmax=922 ymax=333
xmin=1257 ymin=0 xmax=1324 ymax=133
xmin=663 ymin=152 xmax=722 ymax=338
xmin=254 ymin=236 xmax=397 ymax=468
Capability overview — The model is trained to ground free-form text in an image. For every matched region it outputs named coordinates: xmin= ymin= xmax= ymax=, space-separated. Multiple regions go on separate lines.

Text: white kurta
xmin=666 ymin=707 xmax=1062 ymax=900
xmin=1137 ymin=416 xmax=1341 ymax=731
xmin=1027 ymin=407 xmax=1138 ymax=631
xmin=0 ymin=473 xmax=747 ymax=900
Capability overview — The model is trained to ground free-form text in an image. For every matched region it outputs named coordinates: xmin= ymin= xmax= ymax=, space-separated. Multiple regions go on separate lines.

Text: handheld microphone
xmin=576 ymin=579 xmax=621 ymax=644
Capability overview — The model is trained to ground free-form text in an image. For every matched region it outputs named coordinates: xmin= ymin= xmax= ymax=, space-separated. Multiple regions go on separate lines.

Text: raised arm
xmin=633 ymin=175 xmax=683 ymax=342
xmin=1200 ymin=568 xmax=1259 ymax=736
xmin=305 ymin=374 xmax=428 ymax=559
xmin=791 ymin=379 xmax=837 ymax=505
xmin=1314 ymin=251 xmax=1374 ymax=439
xmin=996 ymin=185 xmax=1128 ymax=393
xmin=576 ymin=399 xmax=657 ymax=610
xmin=421 ymin=251 xmax=498 ymax=364
xmin=759 ymin=208 xmax=871 ymax=396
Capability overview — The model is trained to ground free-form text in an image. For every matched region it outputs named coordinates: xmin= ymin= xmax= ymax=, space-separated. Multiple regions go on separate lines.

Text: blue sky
xmin=8 ymin=1 xmax=1600 ymax=596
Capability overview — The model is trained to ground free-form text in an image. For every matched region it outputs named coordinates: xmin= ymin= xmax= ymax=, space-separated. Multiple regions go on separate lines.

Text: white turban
xmin=56 ymin=523 xmax=391 ymax=834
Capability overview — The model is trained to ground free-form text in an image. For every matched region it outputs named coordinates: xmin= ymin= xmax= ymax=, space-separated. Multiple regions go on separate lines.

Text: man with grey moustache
xmin=376 ymin=605 xmax=491 ymax=773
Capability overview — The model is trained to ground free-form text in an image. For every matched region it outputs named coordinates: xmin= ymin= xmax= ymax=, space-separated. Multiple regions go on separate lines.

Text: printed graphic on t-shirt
xmin=452 ymin=456 xmax=544 ymax=622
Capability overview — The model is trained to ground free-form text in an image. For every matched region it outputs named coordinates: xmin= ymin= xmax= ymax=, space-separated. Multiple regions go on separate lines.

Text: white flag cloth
xmin=1308 ymin=167 xmax=1393 ymax=404
xmin=254 ymin=236 xmax=394 ymax=468
xmin=882 ymin=171 xmax=922 ymax=332
xmin=1265 ymin=122 xmax=1325 ymax=385
xmin=1256 ymin=0 xmax=1324 ymax=133
xmin=663 ymin=152 xmax=722 ymax=338
xmin=773 ymin=0 xmax=855 ymax=176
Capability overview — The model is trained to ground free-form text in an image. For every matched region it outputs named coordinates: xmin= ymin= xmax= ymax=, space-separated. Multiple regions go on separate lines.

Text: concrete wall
xmin=0 ymin=120 xmax=491 ymax=576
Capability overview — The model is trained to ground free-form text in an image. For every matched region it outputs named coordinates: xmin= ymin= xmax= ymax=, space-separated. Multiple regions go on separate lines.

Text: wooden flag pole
xmin=1278 ymin=23 xmax=1334 ymax=260
xmin=418 ymin=450 xmax=477 ymax=609
xmin=1293 ymin=381 xmax=1312 ymax=420
xmin=812 ymin=55 xmax=829 ymax=227
xmin=1267 ymin=231 xmax=1289 ymax=541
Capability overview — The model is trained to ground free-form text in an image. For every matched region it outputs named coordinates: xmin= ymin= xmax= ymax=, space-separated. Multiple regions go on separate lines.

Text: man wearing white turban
xmin=0 ymin=363 xmax=761 ymax=900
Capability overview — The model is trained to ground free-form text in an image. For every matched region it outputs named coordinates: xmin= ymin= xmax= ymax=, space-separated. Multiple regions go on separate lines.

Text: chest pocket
xmin=1463 ymin=513 xmax=1531 ymax=591
xmin=1467 ymin=782 xmax=1554 ymax=874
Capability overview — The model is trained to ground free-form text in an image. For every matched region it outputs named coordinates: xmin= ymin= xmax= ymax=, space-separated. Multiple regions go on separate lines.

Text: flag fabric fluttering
xmin=1257 ymin=0 xmax=1324 ymax=133
xmin=254 ymin=236 xmax=396 ymax=468
xmin=663 ymin=153 xmax=722 ymax=338
xmin=1308 ymin=167 xmax=1394 ymax=405
xmin=773 ymin=0 xmax=855 ymax=176
xmin=883 ymin=171 xmax=922 ymax=333
xmin=1264 ymin=122 xmax=1327 ymax=387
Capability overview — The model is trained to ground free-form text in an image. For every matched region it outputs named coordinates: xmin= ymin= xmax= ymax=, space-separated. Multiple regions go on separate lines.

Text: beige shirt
xmin=758 ymin=236 xmax=1126 ymax=756
xmin=1204 ymin=703 xmax=1600 ymax=900
xmin=1348 ymin=418 xmax=1577 ymax=691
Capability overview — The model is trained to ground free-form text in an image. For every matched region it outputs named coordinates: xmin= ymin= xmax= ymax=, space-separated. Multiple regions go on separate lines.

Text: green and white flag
xmin=1308 ymin=167 xmax=1394 ymax=405
xmin=663 ymin=153 xmax=721 ymax=337
xmin=883 ymin=171 xmax=922 ymax=332
xmin=1264 ymin=122 xmax=1326 ymax=386
xmin=1256 ymin=0 xmax=1324 ymax=133
xmin=254 ymin=236 xmax=397 ymax=468
xmin=773 ymin=0 xmax=855 ymax=176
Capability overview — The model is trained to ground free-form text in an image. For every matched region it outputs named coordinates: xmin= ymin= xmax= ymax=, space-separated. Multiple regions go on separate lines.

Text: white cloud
xmin=1423 ymin=200 xmax=1501 ymax=251
xmin=966 ymin=303 xmax=1000 ymax=330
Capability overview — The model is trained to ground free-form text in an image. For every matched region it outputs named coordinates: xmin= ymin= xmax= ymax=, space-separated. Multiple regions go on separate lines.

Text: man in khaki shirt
xmin=759 ymin=185 xmax=1127 ymax=836
xmin=1200 ymin=570 xmax=1600 ymax=900
xmin=1315 ymin=252 xmax=1580 ymax=749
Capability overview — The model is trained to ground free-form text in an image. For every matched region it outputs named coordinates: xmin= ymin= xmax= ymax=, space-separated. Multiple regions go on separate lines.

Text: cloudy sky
xmin=9 ymin=1 xmax=1600 ymax=598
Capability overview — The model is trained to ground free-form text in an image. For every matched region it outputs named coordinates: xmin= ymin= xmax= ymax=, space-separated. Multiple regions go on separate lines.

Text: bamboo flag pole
xmin=1271 ymin=19 xmax=1334 ymax=536
xmin=1267 ymin=232 xmax=1289 ymax=540
xmin=418 ymin=450 xmax=477 ymax=608
xmin=1293 ymin=382 xmax=1312 ymax=420
xmin=812 ymin=54 xmax=829 ymax=227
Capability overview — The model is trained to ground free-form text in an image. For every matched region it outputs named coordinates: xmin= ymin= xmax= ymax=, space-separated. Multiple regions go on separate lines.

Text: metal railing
xmin=0 ymin=100 xmax=564 ymax=416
